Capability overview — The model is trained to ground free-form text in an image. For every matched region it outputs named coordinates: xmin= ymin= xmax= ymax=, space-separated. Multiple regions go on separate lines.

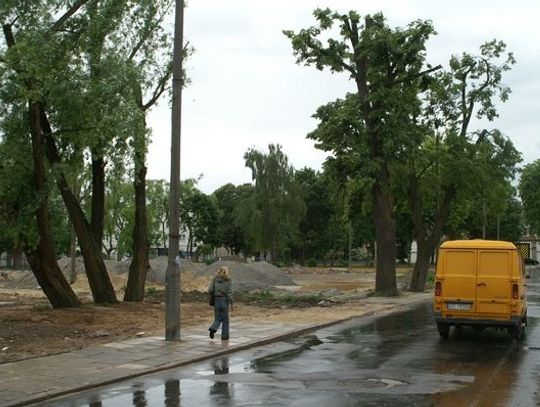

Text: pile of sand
xmin=0 ymin=270 xmax=39 ymax=289
xmin=197 ymin=260 xmax=296 ymax=291
xmin=57 ymin=257 xmax=130 ymax=276
xmin=0 ymin=257 xmax=295 ymax=293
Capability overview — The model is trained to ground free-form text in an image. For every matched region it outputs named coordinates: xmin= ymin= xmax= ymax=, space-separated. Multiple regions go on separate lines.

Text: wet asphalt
xmin=39 ymin=274 xmax=540 ymax=407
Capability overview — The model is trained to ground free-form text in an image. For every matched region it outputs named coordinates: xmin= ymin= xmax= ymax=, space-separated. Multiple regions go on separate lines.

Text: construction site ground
xmin=0 ymin=260 xmax=416 ymax=365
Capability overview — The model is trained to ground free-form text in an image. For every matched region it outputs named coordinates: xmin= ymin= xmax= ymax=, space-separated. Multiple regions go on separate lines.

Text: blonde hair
xmin=217 ymin=266 xmax=230 ymax=279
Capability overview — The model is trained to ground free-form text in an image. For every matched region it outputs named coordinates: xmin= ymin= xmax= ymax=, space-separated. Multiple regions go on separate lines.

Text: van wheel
xmin=437 ymin=322 xmax=450 ymax=339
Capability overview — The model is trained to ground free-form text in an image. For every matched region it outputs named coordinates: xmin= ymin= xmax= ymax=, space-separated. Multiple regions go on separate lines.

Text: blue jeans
xmin=210 ymin=297 xmax=230 ymax=339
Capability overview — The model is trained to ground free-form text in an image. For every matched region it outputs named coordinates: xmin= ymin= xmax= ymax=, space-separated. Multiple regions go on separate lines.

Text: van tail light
xmin=512 ymin=284 xmax=519 ymax=299
xmin=435 ymin=282 xmax=442 ymax=296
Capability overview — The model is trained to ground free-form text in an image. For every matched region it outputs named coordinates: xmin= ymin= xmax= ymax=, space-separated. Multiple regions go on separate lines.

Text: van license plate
xmin=447 ymin=303 xmax=471 ymax=310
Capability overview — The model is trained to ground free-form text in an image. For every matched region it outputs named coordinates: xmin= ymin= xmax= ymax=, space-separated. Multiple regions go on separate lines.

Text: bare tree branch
xmin=2 ymin=24 xmax=16 ymax=48
xmin=339 ymin=60 xmax=356 ymax=76
xmin=142 ymin=70 xmax=171 ymax=111
xmin=128 ymin=2 xmax=174 ymax=61
xmin=46 ymin=0 xmax=94 ymax=37
xmin=396 ymin=64 xmax=443 ymax=85
xmin=141 ymin=42 xmax=190 ymax=111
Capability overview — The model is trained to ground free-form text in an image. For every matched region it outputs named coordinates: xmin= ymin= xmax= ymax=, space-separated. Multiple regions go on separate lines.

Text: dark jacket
xmin=209 ymin=276 xmax=233 ymax=305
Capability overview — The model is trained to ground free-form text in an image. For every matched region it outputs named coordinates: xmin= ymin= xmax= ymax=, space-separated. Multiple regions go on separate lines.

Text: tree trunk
xmin=351 ymin=39 xmax=398 ymax=296
xmin=90 ymin=153 xmax=105 ymax=246
xmin=12 ymin=247 xmax=23 ymax=270
xmin=40 ymin=108 xmax=117 ymax=304
xmin=409 ymin=239 xmax=434 ymax=292
xmin=25 ymin=245 xmax=81 ymax=308
xmin=27 ymin=102 xmax=80 ymax=308
xmin=372 ymin=176 xmax=398 ymax=296
xmin=124 ymin=154 xmax=150 ymax=301
xmin=56 ymin=172 xmax=118 ymax=303
xmin=408 ymin=180 xmax=456 ymax=292
xmin=69 ymin=224 xmax=77 ymax=284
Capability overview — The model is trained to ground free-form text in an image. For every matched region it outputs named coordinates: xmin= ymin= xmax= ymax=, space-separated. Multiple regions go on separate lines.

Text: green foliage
xmin=0 ymin=0 xmax=177 ymax=256
xmin=285 ymin=9 xmax=521 ymax=294
xmin=180 ymin=178 xmax=219 ymax=255
xmin=520 ymin=160 xmax=540 ymax=235
xmin=147 ymin=179 xmax=170 ymax=248
xmin=196 ymin=243 xmax=214 ymax=260
xmin=306 ymin=258 xmax=317 ymax=267
xmin=147 ymin=178 xmax=222 ymax=256
xmin=294 ymin=168 xmax=337 ymax=262
xmin=102 ymin=177 xmax=135 ymax=258
xmin=241 ymin=144 xmax=306 ymax=258
xmin=212 ymin=183 xmax=252 ymax=255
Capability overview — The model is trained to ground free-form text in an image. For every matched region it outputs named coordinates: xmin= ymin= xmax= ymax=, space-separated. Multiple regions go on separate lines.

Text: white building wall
xmin=409 ymin=240 xmax=418 ymax=264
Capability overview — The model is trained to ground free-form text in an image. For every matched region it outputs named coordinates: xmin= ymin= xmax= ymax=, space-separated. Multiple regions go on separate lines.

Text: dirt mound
xmin=0 ymin=258 xmax=295 ymax=294
xmin=57 ymin=257 xmax=131 ymax=276
xmin=147 ymin=257 xmax=206 ymax=283
xmin=0 ymin=271 xmax=39 ymax=290
xmin=198 ymin=260 xmax=296 ymax=291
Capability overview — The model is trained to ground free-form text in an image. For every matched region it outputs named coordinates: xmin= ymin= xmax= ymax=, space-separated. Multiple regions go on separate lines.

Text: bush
xmin=307 ymin=258 xmax=317 ymax=267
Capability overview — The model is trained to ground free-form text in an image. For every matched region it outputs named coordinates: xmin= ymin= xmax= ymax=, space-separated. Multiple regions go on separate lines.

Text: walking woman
xmin=208 ymin=266 xmax=234 ymax=340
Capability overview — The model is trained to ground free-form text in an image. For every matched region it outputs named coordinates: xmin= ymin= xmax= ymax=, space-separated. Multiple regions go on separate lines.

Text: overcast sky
xmin=146 ymin=0 xmax=540 ymax=194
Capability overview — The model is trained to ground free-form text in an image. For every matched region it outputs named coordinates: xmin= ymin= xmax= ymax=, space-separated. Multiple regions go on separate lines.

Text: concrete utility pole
xmin=165 ymin=0 xmax=184 ymax=341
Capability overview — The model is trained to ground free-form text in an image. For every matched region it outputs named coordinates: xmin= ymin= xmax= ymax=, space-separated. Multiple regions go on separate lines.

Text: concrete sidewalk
xmin=0 ymin=292 xmax=431 ymax=407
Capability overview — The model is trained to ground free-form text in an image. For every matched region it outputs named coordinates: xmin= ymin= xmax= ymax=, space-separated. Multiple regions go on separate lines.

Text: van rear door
xmin=443 ymin=250 xmax=476 ymax=312
xmin=476 ymin=250 xmax=511 ymax=316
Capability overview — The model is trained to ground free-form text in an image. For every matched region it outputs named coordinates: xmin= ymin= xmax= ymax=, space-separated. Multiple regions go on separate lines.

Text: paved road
xmin=38 ymin=275 xmax=540 ymax=407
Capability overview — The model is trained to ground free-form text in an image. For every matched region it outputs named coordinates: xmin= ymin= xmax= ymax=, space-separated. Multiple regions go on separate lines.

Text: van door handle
xmin=477 ymin=282 xmax=486 ymax=287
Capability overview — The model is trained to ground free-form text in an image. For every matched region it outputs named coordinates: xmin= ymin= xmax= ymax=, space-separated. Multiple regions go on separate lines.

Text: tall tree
xmin=0 ymin=1 xmax=98 ymax=308
xmin=293 ymin=168 xmax=335 ymax=263
xmin=147 ymin=179 xmax=170 ymax=249
xmin=242 ymin=144 xmax=305 ymax=260
xmin=0 ymin=107 xmax=80 ymax=308
xmin=212 ymin=183 xmax=252 ymax=255
xmin=122 ymin=0 xmax=179 ymax=302
xmin=308 ymin=95 xmax=376 ymax=263
xmin=1 ymin=0 xmax=126 ymax=304
xmin=407 ymin=41 xmax=517 ymax=291
xmin=285 ymin=9 xmax=437 ymax=295
xmin=102 ymin=176 xmax=134 ymax=260
xmin=179 ymin=179 xmax=219 ymax=256
xmin=519 ymin=160 xmax=540 ymax=236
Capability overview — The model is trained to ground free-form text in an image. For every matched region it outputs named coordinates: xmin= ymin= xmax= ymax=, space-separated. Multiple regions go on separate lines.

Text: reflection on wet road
xmin=41 ymin=275 xmax=540 ymax=407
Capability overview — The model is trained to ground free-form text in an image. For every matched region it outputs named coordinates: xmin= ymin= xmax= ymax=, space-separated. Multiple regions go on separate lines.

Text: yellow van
xmin=433 ymin=240 xmax=527 ymax=339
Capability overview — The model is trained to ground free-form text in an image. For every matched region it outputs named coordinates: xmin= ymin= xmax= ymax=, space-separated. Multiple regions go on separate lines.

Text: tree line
xmin=0 ymin=4 xmax=534 ymax=308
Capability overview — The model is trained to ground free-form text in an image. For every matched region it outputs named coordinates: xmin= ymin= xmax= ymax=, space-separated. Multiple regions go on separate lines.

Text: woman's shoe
xmin=209 ymin=328 xmax=216 ymax=339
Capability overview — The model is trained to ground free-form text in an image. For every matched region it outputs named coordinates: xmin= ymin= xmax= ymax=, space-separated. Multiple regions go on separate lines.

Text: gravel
xmin=197 ymin=260 xmax=296 ymax=291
